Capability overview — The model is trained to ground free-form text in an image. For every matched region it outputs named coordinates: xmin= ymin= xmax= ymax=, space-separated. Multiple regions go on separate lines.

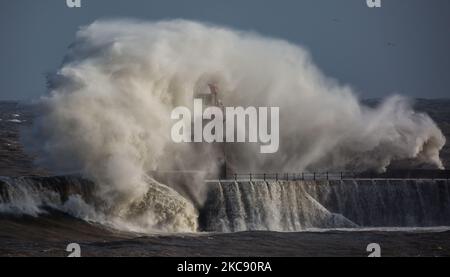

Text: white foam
xmin=21 ymin=19 xmax=447 ymax=233
xmin=8 ymin=119 xmax=22 ymax=123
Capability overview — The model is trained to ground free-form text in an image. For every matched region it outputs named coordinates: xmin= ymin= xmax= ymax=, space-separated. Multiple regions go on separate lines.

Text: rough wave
xmin=0 ymin=176 xmax=197 ymax=233
xmin=201 ymin=180 xmax=450 ymax=232
xmin=2 ymin=177 xmax=450 ymax=233
xmin=21 ymin=19 xmax=446 ymax=233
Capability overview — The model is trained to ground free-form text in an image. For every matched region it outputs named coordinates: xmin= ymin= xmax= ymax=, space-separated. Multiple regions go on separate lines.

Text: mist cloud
xmin=24 ymin=19 xmax=446 ymax=231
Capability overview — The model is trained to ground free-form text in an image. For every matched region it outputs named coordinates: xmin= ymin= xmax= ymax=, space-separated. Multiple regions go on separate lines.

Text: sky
xmin=0 ymin=0 xmax=449 ymax=100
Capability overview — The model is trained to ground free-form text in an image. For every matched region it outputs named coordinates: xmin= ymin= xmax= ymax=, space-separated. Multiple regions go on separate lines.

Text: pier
xmin=205 ymin=170 xmax=450 ymax=182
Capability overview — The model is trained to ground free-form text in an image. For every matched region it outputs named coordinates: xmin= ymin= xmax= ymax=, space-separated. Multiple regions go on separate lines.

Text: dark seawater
xmin=2 ymin=213 xmax=450 ymax=257
xmin=0 ymin=102 xmax=46 ymax=176
xmin=1 ymin=100 xmax=450 ymax=257
xmin=2 ymin=176 xmax=450 ymax=257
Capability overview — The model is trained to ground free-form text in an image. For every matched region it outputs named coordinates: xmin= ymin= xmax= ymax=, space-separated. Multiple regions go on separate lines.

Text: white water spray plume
xmin=22 ymin=19 xmax=445 ymax=232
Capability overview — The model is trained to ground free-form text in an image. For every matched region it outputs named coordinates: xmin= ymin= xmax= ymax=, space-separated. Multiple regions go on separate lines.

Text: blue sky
xmin=1 ymin=0 xmax=449 ymax=100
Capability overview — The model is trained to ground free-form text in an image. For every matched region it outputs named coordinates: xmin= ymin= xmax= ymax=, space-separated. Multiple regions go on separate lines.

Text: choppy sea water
xmin=2 ymin=212 xmax=450 ymax=257
xmin=1 ymin=101 xmax=450 ymax=257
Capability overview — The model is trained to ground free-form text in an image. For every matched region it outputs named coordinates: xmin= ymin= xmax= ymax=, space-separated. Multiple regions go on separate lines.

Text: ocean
xmin=1 ymin=101 xmax=450 ymax=257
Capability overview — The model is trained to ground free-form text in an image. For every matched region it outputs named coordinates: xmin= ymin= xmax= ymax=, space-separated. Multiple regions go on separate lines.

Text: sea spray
xmin=22 ymin=19 xmax=445 ymax=233
xmin=0 ymin=176 xmax=198 ymax=233
xmin=2 ymin=177 xmax=450 ymax=232
xmin=200 ymin=180 xmax=450 ymax=232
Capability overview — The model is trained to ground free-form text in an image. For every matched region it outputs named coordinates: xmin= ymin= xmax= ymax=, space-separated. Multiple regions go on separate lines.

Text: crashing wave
xmin=0 ymin=176 xmax=198 ymax=233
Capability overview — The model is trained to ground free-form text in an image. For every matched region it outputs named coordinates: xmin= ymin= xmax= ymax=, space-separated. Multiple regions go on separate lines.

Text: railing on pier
xmin=224 ymin=172 xmax=360 ymax=181
xmin=209 ymin=170 xmax=450 ymax=182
